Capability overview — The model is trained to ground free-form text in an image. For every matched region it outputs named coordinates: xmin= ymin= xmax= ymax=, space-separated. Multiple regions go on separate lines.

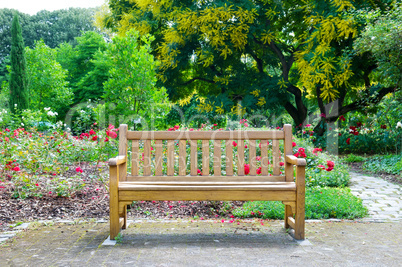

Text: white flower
xmin=44 ymin=107 xmax=51 ymax=111
xmin=21 ymin=123 xmax=24 ymax=126
xmin=0 ymin=118 xmax=2 ymax=122
xmin=397 ymin=122 xmax=402 ymax=129
xmin=14 ymin=104 xmax=17 ymax=108
xmin=47 ymin=111 xmax=55 ymax=117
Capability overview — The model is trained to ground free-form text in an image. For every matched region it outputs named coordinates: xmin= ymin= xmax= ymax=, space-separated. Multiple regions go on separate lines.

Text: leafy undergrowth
xmin=362 ymin=154 xmax=402 ymax=176
xmin=233 ymin=187 xmax=368 ymax=220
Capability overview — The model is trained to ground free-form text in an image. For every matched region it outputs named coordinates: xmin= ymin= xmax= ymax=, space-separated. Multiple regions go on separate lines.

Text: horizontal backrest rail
xmin=126 ymin=175 xmax=286 ymax=182
xmin=126 ymin=130 xmax=285 ymax=140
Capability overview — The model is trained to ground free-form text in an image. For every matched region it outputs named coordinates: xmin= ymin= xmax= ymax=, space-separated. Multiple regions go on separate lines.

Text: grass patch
xmin=233 ymin=187 xmax=368 ymax=220
xmin=343 ymin=153 xmax=366 ymax=163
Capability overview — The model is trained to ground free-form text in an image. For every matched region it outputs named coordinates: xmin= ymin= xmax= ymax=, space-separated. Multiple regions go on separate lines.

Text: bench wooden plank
xmin=179 ymin=140 xmax=186 ymax=176
xmin=273 ymin=139 xmax=280 ymax=175
xmin=131 ymin=140 xmax=139 ymax=176
xmin=120 ymin=181 xmax=294 ymax=186
xmin=126 ymin=175 xmax=286 ymax=182
xmin=284 ymin=124 xmax=293 ymax=182
xmin=190 ymin=140 xmax=197 ymax=176
xmin=167 ymin=140 xmax=174 ymax=176
xmin=261 ymin=140 xmax=268 ymax=175
xmin=144 ymin=139 xmax=151 ymax=176
xmin=119 ymin=190 xmax=296 ymax=201
xmin=202 ymin=140 xmax=209 ymax=176
xmin=225 ymin=140 xmax=233 ymax=176
xmin=155 ymin=140 xmax=163 ymax=176
xmin=249 ymin=140 xmax=256 ymax=176
xmin=213 ymin=140 xmax=221 ymax=176
xmin=118 ymin=184 xmax=296 ymax=191
xmin=127 ymin=130 xmax=285 ymax=140
xmin=237 ymin=140 xmax=245 ymax=175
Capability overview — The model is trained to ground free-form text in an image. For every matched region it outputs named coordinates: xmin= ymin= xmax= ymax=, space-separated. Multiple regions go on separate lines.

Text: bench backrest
xmin=117 ymin=124 xmax=294 ymax=182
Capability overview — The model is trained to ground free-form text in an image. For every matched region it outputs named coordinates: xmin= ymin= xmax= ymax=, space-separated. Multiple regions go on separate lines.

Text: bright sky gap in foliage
xmin=0 ymin=0 xmax=105 ymax=15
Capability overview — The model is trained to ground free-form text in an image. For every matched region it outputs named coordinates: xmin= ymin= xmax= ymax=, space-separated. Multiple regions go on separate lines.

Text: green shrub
xmin=233 ymin=187 xmax=368 ymax=220
xmin=343 ymin=154 xmax=366 ymax=163
xmin=362 ymin=154 xmax=402 ymax=175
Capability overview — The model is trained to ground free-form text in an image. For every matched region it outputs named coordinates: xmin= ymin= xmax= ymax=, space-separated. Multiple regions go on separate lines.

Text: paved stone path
xmin=349 ymin=172 xmax=401 ymax=222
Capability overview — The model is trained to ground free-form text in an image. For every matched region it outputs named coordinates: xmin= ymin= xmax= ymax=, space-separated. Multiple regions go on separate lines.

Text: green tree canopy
xmin=25 ymin=40 xmax=73 ymax=115
xmin=9 ymin=14 xmax=28 ymax=113
xmin=100 ymin=29 xmax=170 ymax=129
xmin=101 ymin=0 xmax=399 ymax=128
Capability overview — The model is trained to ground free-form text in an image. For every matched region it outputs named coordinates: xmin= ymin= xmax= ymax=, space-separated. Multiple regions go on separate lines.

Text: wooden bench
xmin=109 ymin=124 xmax=306 ymax=240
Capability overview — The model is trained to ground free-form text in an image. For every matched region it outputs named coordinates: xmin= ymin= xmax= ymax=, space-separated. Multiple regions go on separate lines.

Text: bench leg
xmin=109 ymin=165 xmax=120 ymax=240
xmin=122 ymin=205 xmax=128 ymax=230
xmin=284 ymin=205 xmax=292 ymax=229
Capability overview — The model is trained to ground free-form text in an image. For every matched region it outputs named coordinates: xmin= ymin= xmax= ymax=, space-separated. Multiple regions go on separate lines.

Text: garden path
xmin=349 ymin=172 xmax=401 ymax=221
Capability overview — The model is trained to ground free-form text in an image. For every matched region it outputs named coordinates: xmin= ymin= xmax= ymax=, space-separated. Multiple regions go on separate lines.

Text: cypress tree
xmin=9 ymin=14 xmax=29 ymax=113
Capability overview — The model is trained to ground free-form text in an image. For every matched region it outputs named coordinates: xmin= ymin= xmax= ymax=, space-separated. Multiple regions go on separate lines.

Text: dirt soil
xmin=0 ymin=164 xmax=243 ymax=232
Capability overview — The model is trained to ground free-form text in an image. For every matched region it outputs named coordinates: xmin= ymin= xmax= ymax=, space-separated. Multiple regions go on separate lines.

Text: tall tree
xmin=102 ymin=0 xmax=398 ymax=129
xmin=9 ymin=14 xmax=28 ymax=113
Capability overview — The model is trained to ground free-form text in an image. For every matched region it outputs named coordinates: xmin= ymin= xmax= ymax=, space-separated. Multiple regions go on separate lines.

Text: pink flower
xmin=232 ymin=141 xmax=237 ymax=147
xmin=279 ymin=162 xmax=284 ymax=166
xmin=13 ymin=166 xmax=20 ymax=171
xmin=5 ymin=137 xmax=9 ymax=142
xmin=35 ymin=183 xmax=39 ymax=186
xmin=106 ymin=130 xmax=117 ymax=139
xmin=245 ymin=145 xmax=248 ymax=149
xmin=76 ymin=167 xmax=83 ymax=173
xmin=256 ymin=156 xmax=261 ymax=161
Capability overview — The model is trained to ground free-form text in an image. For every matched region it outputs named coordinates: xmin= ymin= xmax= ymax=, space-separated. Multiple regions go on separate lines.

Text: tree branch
xmin=180 ymin=77 xmax=215 ymax=86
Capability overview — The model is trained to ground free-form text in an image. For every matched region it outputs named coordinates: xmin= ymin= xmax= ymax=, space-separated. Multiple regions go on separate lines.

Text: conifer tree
xmin=9 ymin=14 xmax=29 ymax=113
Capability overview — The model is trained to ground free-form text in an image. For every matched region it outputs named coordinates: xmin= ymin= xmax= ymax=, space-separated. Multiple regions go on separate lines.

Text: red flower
xmin=76 ymin=167 xmax=83 ymax=173
xmin=312 ymin=148 xmax=322 ymax=156
xmin=292 ymin=142 xmax=297 ymax=147
xmin=89 ymin=129 xmax=96 ymax=135
xmin=232 ymin=141 xmax=237 ymax=147
xmin=295 ymin=147 xmax=307 ymax=158
xmin=356 ymin=122 xmax=362 ymax=127
xmin=35 ymin=183 xmax=39 ymax=186
xmin=92 ymin=135 xmax=98 ymax=141
xmin=104 ymin=137 xmax=109 ymax=142
xmin=106 ymin=130 xmax=118 ymax=139
xmin=279 ymin=162 xmax=284 ymax=166
xmin=317 ymin=164 xmax=325 ymax=170
xmin=256 ymin=167 xmax=262 ymax=175
xmin=245 ymin=145 xmax=248 ymax=149
xmin=256 ymin=156 xmax=261 ymax=161
xmin=13 ymin=166 xmax=20 ymax=171
xmin=380 ymin=125 xmax=387 ymax=129
xmin=326 ymin=160 xmax=335 ymax=171
xmin=339 ymin=115 xmax=346 ymax=122
xmin=244 ymin=164 xmax=250 ymax=175
xmin=346 ymin=138 xmax=351 ymax=145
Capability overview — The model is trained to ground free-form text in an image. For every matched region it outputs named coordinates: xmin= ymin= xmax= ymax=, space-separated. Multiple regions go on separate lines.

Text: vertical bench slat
xmin=190 ymin=140 xmax=198 ymax=176
xmin=202 ymin=140 xmax=209 ymax=176
xmin=272 ymin=139 xmax=280 ymax=175
xmin=167 ymin=140 xmax=175 ymax=176
xmin=179 ymin=140 xmax=187 ymax=176
xmin=225 ymin=140 xmax=233 ymax=176
xmin=283 ymin=124 xmax=293 ymax=182
xmin=154 ymin=140 xmax=163 ymax=176
xmin=119 ymin=124 xmax=128 ymax=181
xmin=249 ymin=140 xmax=256 ymax=176
xmin=237 ymin=140 xmax=245 ymax=176
xmin=213 ymin=140 xmax=221 ymax=176
xmin=144 ymin=139 xmax=151 ymax=176
xmin=261 ymin=140 xmax=268 ymax=175
xmin=131 ymin=140 xmax=139 ymax=176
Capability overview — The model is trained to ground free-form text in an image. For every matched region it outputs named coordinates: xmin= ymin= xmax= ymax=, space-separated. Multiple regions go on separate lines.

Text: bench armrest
xmin=285 ymin=155 xmax=306 ymax=166
xmin=109 ymin=155 xmax=127 ymax=166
